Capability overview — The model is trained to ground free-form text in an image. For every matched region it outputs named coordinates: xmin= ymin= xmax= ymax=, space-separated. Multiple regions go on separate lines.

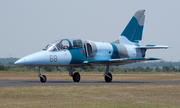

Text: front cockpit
xmin=43 ymin=39 xmax=83 ymax=51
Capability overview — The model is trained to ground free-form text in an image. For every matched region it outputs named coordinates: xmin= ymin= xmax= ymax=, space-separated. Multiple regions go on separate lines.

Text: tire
xmin=105 ymin=73 xmax=112 ymax=82
xmin=40 ymin=75 xmax=47 ymax=83
xmin=73 ymin=72 xmax=81 ymax=82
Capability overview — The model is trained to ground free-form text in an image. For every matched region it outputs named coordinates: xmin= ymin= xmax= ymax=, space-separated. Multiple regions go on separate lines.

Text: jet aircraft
xmin=15 ymin=10 xmax=168 ymax=83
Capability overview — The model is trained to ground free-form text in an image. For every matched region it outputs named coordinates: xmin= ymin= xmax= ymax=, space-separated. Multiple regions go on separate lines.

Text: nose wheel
xmin=40 ymin=75 xmax=47 ymax=83
xmin=38 ymin=67 xmax=47 ymax=83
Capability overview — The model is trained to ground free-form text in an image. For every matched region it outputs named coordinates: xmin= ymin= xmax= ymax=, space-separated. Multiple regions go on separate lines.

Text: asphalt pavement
xmin=0 ymin=80 xmax=180 ymax=87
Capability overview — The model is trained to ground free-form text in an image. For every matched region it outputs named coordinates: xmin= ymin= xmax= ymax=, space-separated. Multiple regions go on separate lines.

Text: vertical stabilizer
xmin=120 ymin=10 xmax=145 ymax=43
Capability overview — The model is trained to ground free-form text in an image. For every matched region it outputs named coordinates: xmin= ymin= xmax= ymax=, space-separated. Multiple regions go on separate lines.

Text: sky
xmin=0 ymin=0 xmax=180 ymax=62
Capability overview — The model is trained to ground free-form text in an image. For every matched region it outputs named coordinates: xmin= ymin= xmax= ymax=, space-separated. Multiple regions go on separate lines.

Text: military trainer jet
xmin=15 ymin=10 xmax=168 ymax=83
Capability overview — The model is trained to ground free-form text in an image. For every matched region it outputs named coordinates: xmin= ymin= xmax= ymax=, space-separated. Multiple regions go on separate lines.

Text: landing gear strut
xmin=104 ymin=64 xmax=112 ymax=82
xmin=38 ymin=67 xmax=47 ymax=83
xmin=69 ymin=67 xmax=81 ymax=82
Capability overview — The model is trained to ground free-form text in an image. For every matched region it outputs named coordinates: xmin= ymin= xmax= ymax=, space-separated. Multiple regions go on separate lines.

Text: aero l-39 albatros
xmin=15 ymin=10 xmax=168 ymax=83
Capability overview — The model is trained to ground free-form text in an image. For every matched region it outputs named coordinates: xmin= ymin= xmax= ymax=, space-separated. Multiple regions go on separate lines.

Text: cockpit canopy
xmin=43 ymin=39 xmax=83 ymax=51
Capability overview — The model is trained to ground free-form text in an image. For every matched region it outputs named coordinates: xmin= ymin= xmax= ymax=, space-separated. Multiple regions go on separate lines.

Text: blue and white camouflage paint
xmin=14 ymin=10 xmax=168 ymax=82
xmin=15 ymin=10 xmax=168 ymax=67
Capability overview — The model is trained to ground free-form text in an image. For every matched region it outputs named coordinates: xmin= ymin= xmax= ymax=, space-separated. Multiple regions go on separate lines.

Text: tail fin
xmin=113 ymin=10 xmax=145 ymax=45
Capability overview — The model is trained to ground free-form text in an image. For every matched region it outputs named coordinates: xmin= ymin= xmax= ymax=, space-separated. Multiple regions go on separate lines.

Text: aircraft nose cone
xmin=14 ymin=51 xmax=45 ymax=66
xmin=14 ymin=58 xmax=26 ymax=65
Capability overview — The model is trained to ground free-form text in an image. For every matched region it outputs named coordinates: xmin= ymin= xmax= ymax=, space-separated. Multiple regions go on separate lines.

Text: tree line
xmin=0 ymin=65 xmax=180 ymax=72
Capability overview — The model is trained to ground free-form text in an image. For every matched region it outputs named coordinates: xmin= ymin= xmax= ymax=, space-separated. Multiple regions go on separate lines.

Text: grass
xmin=0 ymin=71 xmax=180 ymax=81
xmin=1 ymin=85 xmax=180 ymax=108
xmin=0 ymin=71 xmax=180 ymax=108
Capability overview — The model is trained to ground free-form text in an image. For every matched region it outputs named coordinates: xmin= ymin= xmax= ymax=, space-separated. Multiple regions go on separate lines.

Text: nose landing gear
xmin=40 ymin=75 xmax=47 ymax=83
xmin=38 ymin=67 xmax=47 ymax=83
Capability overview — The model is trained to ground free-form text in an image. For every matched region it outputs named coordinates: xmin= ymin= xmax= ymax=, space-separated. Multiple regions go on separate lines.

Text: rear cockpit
xmin=43 ymin=39 xmax=83 ymax=51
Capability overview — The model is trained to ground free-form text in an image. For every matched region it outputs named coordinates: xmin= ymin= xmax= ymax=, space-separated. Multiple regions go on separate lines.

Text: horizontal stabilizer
xmin=136 ymin=45 xmax=168 ymax=49
xmin=83 ymin=57 xmax=160 ymax=66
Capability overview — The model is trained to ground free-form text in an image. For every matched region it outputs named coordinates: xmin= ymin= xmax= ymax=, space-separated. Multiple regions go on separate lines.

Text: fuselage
xmin=14 ymin=10 xmax=168 ymax=83
xmin=15 ymin=38 xmax=143 ymax=67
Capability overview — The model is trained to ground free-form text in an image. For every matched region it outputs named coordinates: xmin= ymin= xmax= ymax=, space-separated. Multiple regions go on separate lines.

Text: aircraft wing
xmin=136 ymin=45 xmax=168 ymax=49
xmin=83 ymin=57 xmax=160 ymax=66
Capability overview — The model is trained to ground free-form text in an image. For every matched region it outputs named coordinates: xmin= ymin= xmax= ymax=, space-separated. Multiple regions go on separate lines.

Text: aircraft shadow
xmin=26 ymin=80 xmax=151 ymax=84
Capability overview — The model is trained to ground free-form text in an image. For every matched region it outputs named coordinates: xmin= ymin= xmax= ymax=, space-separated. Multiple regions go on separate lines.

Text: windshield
xmin=44 ymin=44 xmax=57 ymax=51
xmin=43 ymin=39 xmax=83 ymax=51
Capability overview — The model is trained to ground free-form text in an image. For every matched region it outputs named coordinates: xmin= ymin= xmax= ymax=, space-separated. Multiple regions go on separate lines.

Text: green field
xmin=0 ymin=71 xmax=180 ymax=108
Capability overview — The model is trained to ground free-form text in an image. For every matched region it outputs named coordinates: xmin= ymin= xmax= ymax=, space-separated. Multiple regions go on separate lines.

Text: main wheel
xmin=105 ymin=73 xmax=112 ymax=82
xmin=73 ymin=72 xmax=80 ymax=82
xmin=40 ymin=75 xmax=47 ymax=83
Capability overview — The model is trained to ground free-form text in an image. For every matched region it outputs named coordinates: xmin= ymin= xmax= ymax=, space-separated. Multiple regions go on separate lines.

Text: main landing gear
xmin=38 ymin=67 xmax=47 ymax=83
xmin=104 ymin=64 xmax=112 ymax=82
xmin=69 ymin=67 xmax=81 ymax=82
xmin=69 ymin=65 xmax=112 ymax=83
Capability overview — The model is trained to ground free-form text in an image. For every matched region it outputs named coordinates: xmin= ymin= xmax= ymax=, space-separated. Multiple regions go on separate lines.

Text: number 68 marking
xmin=50 ymin=55 xmax=57 ymax=62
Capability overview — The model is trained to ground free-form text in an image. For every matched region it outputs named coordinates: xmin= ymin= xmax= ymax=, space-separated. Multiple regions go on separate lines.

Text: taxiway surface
xmin=0 ymin=80 xmax=180 ymax=87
